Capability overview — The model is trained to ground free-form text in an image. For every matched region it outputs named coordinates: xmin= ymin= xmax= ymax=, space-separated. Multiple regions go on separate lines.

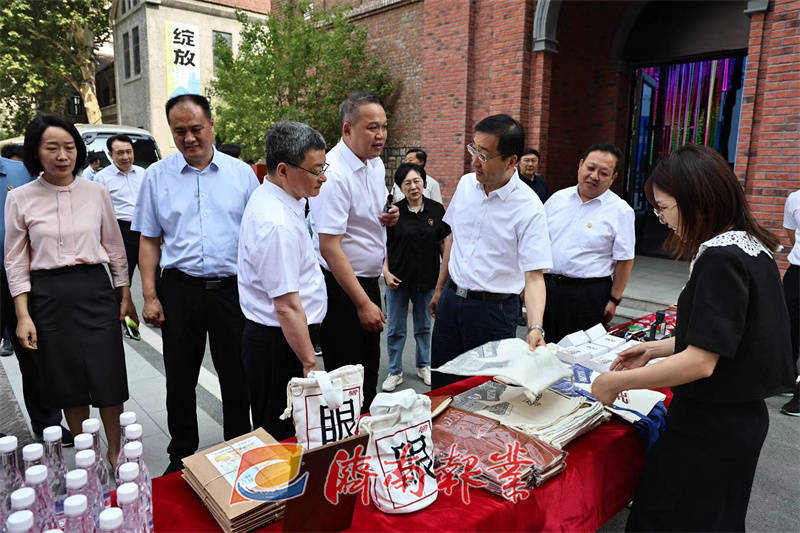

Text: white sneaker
xmin=382 ymin=374 xmax=403 ymax=392
xmin=417 ymin=366 xmax=431 ymax=386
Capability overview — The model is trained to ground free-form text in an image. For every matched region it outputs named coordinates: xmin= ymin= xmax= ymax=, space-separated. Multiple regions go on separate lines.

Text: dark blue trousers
xmin=430 ymin=286 xmax=519 ymax=390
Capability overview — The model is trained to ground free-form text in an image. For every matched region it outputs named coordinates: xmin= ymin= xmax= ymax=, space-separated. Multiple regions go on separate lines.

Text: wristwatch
xmin=608 ymin=294 xmax=622 ymax=306
xmin=527 ymin=324 xmax=545 ymax=339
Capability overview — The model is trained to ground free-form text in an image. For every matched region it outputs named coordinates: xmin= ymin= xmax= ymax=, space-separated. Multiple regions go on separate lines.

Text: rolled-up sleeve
xmin=4 ymin=192 xmax=31 ymax=297
xmin=99 ymin=187 xmax=129 ymax=287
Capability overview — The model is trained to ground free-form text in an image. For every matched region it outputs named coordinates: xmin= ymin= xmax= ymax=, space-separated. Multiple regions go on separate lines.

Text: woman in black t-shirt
xmin=591 ymin=145 xmax=794 ymax=532
xmin=381 ymin=163 xmax=451 ymax=392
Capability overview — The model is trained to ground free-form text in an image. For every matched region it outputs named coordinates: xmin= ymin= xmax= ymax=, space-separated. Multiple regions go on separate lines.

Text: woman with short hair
xmin=591 ymin=144 xmax=794 ymax=531
xmin=5 ymin=114 xmax=137 ymax=466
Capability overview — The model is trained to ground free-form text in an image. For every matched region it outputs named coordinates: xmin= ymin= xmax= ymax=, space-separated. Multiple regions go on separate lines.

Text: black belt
xmin=161 ymin=268 xmax=237 ymax=290
xmin=448 ymin=280 xmax=514 ymax=302
xmin=544 ymin=274 xmax=612 ymax=286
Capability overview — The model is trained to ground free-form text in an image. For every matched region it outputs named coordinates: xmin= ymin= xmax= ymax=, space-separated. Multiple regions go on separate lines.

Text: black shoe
xmin=61 ymin=426 xmax=74 ymax=448
xmin=163 ymin=460 xmax=183 ymax=476
xmin=780 ymin=378 xmax=800 ymax=417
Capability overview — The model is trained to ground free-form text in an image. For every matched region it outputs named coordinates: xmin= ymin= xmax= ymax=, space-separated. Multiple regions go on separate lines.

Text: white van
xmin=1 ymin=124 xmax=161 ymax=172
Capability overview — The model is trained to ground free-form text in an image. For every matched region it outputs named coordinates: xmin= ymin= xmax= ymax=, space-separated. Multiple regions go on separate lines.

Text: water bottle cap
xmin=6 ymin=510 xmax=34 ymax=532
xmin=42 ymin=425 xmax=62 ymax=442
xmin=81 ymin=418 xmax=101 ymax=434
xmin=24 ymin=464 xmax=47 ymax=484
xmin=124 ymin=441 xmax=143 ymax=458
xmin=0 ymin=434 xmax=18 ymax=452
xmin=117 ymin=461 xmax=140 ymax=482
xmin=21 ymin=442 xmax=43 ymax=462
xmin=124 ymin=423 xmax=143 ymax=440
xmin=10 ymin=487 xmax=35 ymax=509
xmin=98 ymin=507 xmax=124 ymax=529
xmin=66 ymin=468 xmax=88 ymax=488
xmin=64 ymin=494 xmax=88 ymax=516
xmin=116 ymin=482 xmax=139 ymax=504
xmin=74 ymin=449 xmax=96 ymax=468
xmin=119 ymin=411 xmax=137 ymax=426
xmin=74 ymin=433 xmax=93 ymax=451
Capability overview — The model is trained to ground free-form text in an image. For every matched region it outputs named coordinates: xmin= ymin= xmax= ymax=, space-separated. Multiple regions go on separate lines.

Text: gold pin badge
xmin=587 ymin=222 xmax=593 ymax=228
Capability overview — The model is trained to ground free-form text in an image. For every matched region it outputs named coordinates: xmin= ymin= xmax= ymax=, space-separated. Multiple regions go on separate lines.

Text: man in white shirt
xmin=93 ymin=134 xmax=145 ymax=283
xmin=81 ymin=155 xmax=100 ymax=180
xmin=238 ymin=121 xmax=328 ymax=439
xmin=429 ymin=114 xmax=552 ymax=389
xmin=781 ymin=190 xmax=800 ymax=416
xmin=391 ymin=148 xmax=443 ymax=203
xmin=543 ymin=143 xmax=635 ymax=343
xmin=309 ymin=92 xmax=399 ymax=408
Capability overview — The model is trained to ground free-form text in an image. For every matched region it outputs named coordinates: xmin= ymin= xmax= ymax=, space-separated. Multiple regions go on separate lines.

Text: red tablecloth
xmin=152 ymin=376 xmax=667 ymax=532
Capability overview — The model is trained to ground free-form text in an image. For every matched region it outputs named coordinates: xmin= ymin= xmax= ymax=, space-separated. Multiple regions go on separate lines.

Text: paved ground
xmin=1 ymin=256 xmax=797 ymax=531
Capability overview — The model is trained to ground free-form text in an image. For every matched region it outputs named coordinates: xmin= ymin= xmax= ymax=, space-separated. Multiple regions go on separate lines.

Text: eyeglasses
xmin=653 ymin=203 xmax=677 ymax=221
xmin=466 ymin=143 xmax=504 ymax=163
xmin=287 ymin=161 xmax=329 ymax=177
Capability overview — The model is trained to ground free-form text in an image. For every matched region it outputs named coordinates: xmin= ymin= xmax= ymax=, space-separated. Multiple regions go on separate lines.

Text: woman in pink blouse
xmin=5 ymin=115 xmax=138 ymax=466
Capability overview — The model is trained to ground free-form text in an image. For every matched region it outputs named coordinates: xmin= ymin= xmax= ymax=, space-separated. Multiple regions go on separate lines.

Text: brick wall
xmin=205 ymin=0 xmax=270 ymax=15
xmin=735 ymin=0 xmax=800 ymax=269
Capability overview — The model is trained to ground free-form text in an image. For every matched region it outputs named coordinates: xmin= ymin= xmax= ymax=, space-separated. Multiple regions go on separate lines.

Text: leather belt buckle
xmin=456 ymin=286 xmax=468 ymax=298
xmin=204 ymin=279 xmax=222 ymax=290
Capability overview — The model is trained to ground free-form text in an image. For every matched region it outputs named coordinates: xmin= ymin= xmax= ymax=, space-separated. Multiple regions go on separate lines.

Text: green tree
xmin=211 ymin=1 xmax=394 ymax=161
xmin=0 ymin=0 xmax=111 ymax=134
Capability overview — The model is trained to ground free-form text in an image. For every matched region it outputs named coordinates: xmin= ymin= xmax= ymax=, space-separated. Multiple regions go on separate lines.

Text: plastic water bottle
xmin=123 ymin=442 xmax=152 ymax=533
xmin=117 ymin=462 xmax=149 ymax=532
xmin=80 ymin=420 xmax=112 ymax=510
xmin=116 ymin=482 xmax=144 ymax=533
xmin=5 ymin=509 xmax=34 ymax=533
xmin=97 ymin=507 xmax=123 ymax=532
xmin=1 ymin=435 xmax=24 ymax=525
xmin=115 ymin=424 xmax=142 ymax=485
xmin=9 ymin=487 xmax=34 ymax=513
xmin=116 ymin=412 xmax=137 ymax=468
xmin=42 ymin=426 xmax=68 ymax=526
xmin=74 ymin=450 xmax=103 ymax=526
xmin=24 ymin=464 xmax=58 ymax=531
xmin=21 ymin=443 xmax=43 ymax=471
xmin=62 ymin=494 xmax=91 ymax=533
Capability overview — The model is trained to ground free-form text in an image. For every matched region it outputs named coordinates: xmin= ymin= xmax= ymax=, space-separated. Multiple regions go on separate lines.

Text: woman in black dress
xmin=591 ymin=144 xmax=794 ymax=531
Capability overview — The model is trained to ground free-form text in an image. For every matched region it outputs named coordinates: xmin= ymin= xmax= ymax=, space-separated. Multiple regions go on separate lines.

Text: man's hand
xmin=143 ymin=296 xmax=165 ymax=325
xmin=603 ymin=301 xmax=617 ymax=325
xmin=526 ymin=328 xmax=545 ymax=351
xmin=429 ymin=288 xmax=442 ymax=318
xmin=16 ymin=316 xmax=37 ymax=350
xmin=384 ymin=270 xmax=402 ymax=290
xmin=378 ymin=205 xmax=400 ymax=227
xmin=357 ymin=301 xmax=386 ymax=332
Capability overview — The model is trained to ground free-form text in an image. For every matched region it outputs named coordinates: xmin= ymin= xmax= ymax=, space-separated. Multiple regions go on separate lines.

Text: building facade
xmin=111 ymin=0 xmax=268 ymax=154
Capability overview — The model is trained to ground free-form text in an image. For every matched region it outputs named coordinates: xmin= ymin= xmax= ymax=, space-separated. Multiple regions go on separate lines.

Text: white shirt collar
xmin=472 ymin=170 xmax=520 ymax=200
xmin=571 ymin=185 xmax=614 ymax=205
xmin=263 ymin=179 xmax=305 ymax=217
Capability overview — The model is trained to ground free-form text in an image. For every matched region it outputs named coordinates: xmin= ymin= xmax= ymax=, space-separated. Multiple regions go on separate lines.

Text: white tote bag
xmin=358 ymin=389 xmax=438 ymax=514
xmin=279 ymin=364 xmax=364 ymax=450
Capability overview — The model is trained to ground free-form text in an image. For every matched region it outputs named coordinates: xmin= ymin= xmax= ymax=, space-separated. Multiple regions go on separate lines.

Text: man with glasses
xmin=309 ymin=91 xmax=399 ymax=408
xmin=428 ymin=114 xmax=552 ymax=389
xmin=238 ymin=121 xmax=329 ymax=439
xmin=542 ymin=142 xmax=635 ymax=343
xmin=518 ymin=148 xmax=549 ymax=203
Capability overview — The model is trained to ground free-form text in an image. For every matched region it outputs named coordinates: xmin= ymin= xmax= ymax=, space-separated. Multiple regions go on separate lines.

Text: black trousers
xmin=320 ymin=268 xmax=381 ymax=411
xmin=783 ymin=265 xmax=800 ymax=376
xmin=543 ymin=275 xmax=613 ymax=344
xmin=0 ymin=270 xmax=61 ymax=435
xmin=241 ymin=320 xmax=306 ymax=441
xmin=430 ymin=286 xmax=520 ymax=390
xmin=158 ymin=270 xmax=251 ymax=462
xmin=118 ymin=220 xmax=140 ymax=284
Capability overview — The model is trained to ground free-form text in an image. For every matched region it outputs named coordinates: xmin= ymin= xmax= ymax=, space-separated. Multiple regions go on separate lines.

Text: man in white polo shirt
xmin=238 ymin=121 xmax=328 ymax=439
xmin=543 ymin=143 xmax=635 ymax=343
xmin=93 ymin=134 xmax=145 ymax=283
xmin=429 ymin=114 xmax=552 ymax=389
xmin=309 ymin=92 xmax=399 ymax=408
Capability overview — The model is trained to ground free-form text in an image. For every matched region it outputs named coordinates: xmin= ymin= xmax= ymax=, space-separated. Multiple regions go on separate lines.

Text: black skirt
xmin=626 ymin=394 xmax=768 ymax=532
xmin=28 ymin=264 xmax=129 ymax=409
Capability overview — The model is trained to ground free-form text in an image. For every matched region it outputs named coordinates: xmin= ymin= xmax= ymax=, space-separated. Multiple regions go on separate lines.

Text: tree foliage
xmin=0 ymin=0 xmax=111 ymax=134
xmin=211 ymin=1 xmax=394 ymax=161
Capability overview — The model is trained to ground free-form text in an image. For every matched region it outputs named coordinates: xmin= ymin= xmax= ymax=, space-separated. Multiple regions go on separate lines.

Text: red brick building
xmin=301 ymin=0 xmax=798 ymax=262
